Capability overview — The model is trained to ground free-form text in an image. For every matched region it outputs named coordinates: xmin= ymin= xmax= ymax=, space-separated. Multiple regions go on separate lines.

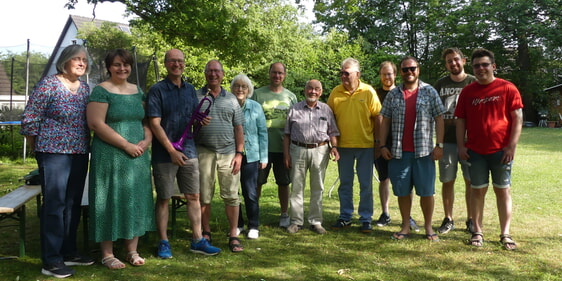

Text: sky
xmin=1 ymin=0 xmax=315 ymax=55
xmin=1 ymin=0 xmax=132 ymax=54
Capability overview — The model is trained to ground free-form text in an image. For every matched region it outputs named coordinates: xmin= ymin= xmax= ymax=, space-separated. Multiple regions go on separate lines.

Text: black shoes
xmin=437 ymin=217 xmax=455 ymax=234
xmin=63 ymin=255 xmax=95 ymax=266
xmin=331 ymin=219 xmax=352 ymax=230
xmin=375 ymin=213 xmax=391 ymax=226
xmin=360 ymin=222 xmax=373 ymax=233
xmin=42 ymin=262 xmax=75 ymax=279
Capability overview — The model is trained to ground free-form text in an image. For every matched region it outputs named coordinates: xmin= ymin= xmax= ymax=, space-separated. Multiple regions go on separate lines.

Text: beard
xmin=449 ymin=67 xmax=462 ymax=75
xmin=306 ymin=97 xmax=318 ymax=103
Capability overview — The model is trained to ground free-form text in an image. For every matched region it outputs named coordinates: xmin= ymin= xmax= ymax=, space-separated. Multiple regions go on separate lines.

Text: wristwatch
xmin=435 ymin=143 xmax=444 ymax=148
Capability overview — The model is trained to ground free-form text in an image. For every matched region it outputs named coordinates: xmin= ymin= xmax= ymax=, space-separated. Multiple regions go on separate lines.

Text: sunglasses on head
xmin=401 ymin=66 xmax=417 ymax=73
xmin=472 ymin=63 xmax=491 ymax=69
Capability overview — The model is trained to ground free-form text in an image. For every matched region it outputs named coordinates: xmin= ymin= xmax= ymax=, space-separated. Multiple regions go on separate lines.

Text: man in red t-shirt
xmin=454 ymin=48 xmax=523 ymax=250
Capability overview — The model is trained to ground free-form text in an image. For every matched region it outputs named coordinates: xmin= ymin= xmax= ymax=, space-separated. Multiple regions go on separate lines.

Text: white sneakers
xmin=247 ymin=229 xmax=259 ymax=239
xmin=236 ymin=227 xmax=244 ymax=236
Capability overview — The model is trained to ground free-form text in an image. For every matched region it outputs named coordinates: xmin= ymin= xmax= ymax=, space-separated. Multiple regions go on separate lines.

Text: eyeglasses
xmin=472 ymin=63 xmax=491 ymax=69
xmin=205 ymin=69 xmax=223 ymax=74
xmin=339 ymin=71 xmax=356 ymax=77
xmin=401 ymin=67 xmax=417 ymax=73
xmin=71 ymin=57 xmax=88 ymax=64
xmin=306 ymin=86 xmax=322 ymax=92
xmin=166 ymin=59 xmax=185 ymax=65
xmin=233 ymin=84 xmax=248 ymax=90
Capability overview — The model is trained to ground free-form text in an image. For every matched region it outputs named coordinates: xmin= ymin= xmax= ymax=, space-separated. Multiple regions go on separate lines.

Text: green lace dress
xmin=88 ymin=86 xmax=155 ymax=242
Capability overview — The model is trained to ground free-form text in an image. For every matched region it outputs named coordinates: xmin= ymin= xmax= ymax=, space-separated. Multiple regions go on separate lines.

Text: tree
xmin=313 ymin=0 xmax=562 ymax=121
xmin=0 ymin=51 xmax=49 ymax=95
xmin=452 ymin=0 xmax=562 ymax=121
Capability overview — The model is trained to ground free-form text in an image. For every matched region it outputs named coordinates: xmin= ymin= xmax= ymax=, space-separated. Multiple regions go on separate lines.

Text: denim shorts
xmin=467 ymin=150 xmax=512 ymax=189
xmin=439 ymin=143 xmax=470 ymax=183
xmin=388 ymin=152 xmax=435 ymax=197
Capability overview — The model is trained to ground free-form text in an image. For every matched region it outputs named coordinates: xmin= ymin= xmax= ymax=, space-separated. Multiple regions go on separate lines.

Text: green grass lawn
xmin=0 ymin=127 xmax=561 ymax=280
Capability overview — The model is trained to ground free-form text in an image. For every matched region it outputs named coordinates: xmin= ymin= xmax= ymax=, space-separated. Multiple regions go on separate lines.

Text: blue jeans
xmin=336 ymin=148 xmax=374 ymax=222
xmin=36 ymin=152 xmax=88 ymax=265
xmin=238 ymin=157 xmax=260 ymax=229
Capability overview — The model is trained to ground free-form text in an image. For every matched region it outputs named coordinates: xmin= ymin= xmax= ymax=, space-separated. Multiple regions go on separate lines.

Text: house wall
xmin=0 ymin=95 xmax=26 ymax=110
xmin=44 ymin=24 xmax=85 ymax=77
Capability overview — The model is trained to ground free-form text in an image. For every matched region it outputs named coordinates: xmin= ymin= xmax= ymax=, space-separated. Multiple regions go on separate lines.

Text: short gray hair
xmin=230 ymin=73 xmax=255 ymax=98
xmin=341 ymin=57 xmax=360 ymax=72
xmin=56 ymin=44 xmax=89 ymax=75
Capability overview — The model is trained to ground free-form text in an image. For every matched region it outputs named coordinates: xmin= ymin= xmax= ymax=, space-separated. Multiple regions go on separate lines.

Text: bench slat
xmin=0 ymin=185 xmax=41 ymax=213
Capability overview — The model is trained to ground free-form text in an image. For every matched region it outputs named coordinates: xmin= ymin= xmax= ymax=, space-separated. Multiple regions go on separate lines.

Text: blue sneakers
xmin=158 ymin=240 xmax=173 ymax=259
xmin=190 ymin=238 xmax=221 ymax=256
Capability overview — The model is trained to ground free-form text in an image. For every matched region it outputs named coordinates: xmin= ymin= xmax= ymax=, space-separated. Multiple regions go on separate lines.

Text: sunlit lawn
xmin=0 ymin=127 xmax=560 ymax=280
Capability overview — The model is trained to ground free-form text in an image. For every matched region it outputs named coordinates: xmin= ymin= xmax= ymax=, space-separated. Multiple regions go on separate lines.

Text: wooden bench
xmin=0 ymin=184 xmax=41 ymax=258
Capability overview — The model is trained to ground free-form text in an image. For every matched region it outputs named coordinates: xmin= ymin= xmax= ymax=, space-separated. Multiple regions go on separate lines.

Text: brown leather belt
xmin=291 ymin=140 xmax=328 ymax=149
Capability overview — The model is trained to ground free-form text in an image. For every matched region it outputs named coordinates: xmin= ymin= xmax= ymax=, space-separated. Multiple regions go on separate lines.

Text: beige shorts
xmin=197 ymin=145 xmax=240 ymax=206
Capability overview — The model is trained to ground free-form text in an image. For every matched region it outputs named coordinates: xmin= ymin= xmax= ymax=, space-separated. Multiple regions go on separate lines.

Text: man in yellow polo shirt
xmin=327 ymin=58 xmax=382 ymax=233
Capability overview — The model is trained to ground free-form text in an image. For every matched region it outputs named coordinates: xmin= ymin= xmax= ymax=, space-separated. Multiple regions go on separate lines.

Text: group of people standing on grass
xmin=20 ymin=44 xmax=522 ymax=279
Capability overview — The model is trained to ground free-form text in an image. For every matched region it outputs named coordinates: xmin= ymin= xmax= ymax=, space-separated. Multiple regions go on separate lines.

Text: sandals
xmin=500 ymin=234 xmax=517 ymax=250
xmin=228 ymin=237 xmax=244 ymax=253
xmin=469 ymin=232 xmax=484 ymax=247
xmin=426 ymin=233 xmax=440 ymax=242
xmin=126 ymin=251 xmax=145 ymax=266
xmin=202 ymin=231 xmax=213 ymax=243
xmin=391 ymin=232 xmax=409 ymax=240
xmin=101 ymin=255 xmax=126 ymax=270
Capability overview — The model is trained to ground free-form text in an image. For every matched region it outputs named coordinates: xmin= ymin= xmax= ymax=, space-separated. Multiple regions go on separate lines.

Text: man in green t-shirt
xmin=252 ymin=62 xmax=297 ymax=228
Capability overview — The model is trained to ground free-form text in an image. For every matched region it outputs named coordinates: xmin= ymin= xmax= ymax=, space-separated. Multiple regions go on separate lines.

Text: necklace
xmin=59 ymin=74 xmax=79 ymax=92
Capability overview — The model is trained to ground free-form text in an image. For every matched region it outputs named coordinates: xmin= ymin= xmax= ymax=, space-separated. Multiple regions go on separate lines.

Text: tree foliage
xmin=0 ymin=51 xmax=49 ymax=95
xmin=313 ymin=0 xmax=562 ymax=121
xmin=65 ymin=0 xmax=562 ymax=121
xmin=67 ymin=0 xmax=373 ymax=98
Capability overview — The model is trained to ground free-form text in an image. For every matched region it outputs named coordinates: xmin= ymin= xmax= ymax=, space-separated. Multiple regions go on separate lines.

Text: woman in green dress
xmin=87 ymin=49 xmax=155 ymax=269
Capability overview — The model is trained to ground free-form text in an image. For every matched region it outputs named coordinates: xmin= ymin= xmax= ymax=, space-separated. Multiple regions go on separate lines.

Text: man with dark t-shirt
xmin=433 ymin=48 xmax=477 ymax=235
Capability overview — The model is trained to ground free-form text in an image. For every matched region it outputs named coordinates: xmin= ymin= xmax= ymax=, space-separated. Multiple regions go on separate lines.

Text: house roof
xmin=42 ymin=15 xmax=130 ymax=78
xmin=70 ymin=15 xmax=130 ymax=33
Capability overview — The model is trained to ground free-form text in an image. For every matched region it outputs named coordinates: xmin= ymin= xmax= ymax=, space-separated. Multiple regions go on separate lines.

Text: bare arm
xmin=456 ymin=118 xmax=469 ymax=160
xmin=502 ymin=108 xmax=523 ymax=163
xmin=432 ymin=115 xmax=444 ymax=160
xmin=283 ymin=134 xmax=291 ymax=169
xmin=137 ymin=102 xmax=153 ymax=151
xmin=87 ymin=101 xmax=144 ymax=157
xmin=374 ymin=115 xmax=383 ymax=159
xmin=138 ymin=119 xmax=153 ymax=151
xmin=329 ymin=136 xmax=340 ymax=161
xmin=379 ymin=116 xmax=393 ymax=160
xmin=230 ymin=124 xmax=244 ymax=175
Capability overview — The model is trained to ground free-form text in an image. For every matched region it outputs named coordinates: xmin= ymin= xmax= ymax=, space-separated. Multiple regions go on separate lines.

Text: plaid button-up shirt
xmin=380 ymin=81 xmax=445 ymax=159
